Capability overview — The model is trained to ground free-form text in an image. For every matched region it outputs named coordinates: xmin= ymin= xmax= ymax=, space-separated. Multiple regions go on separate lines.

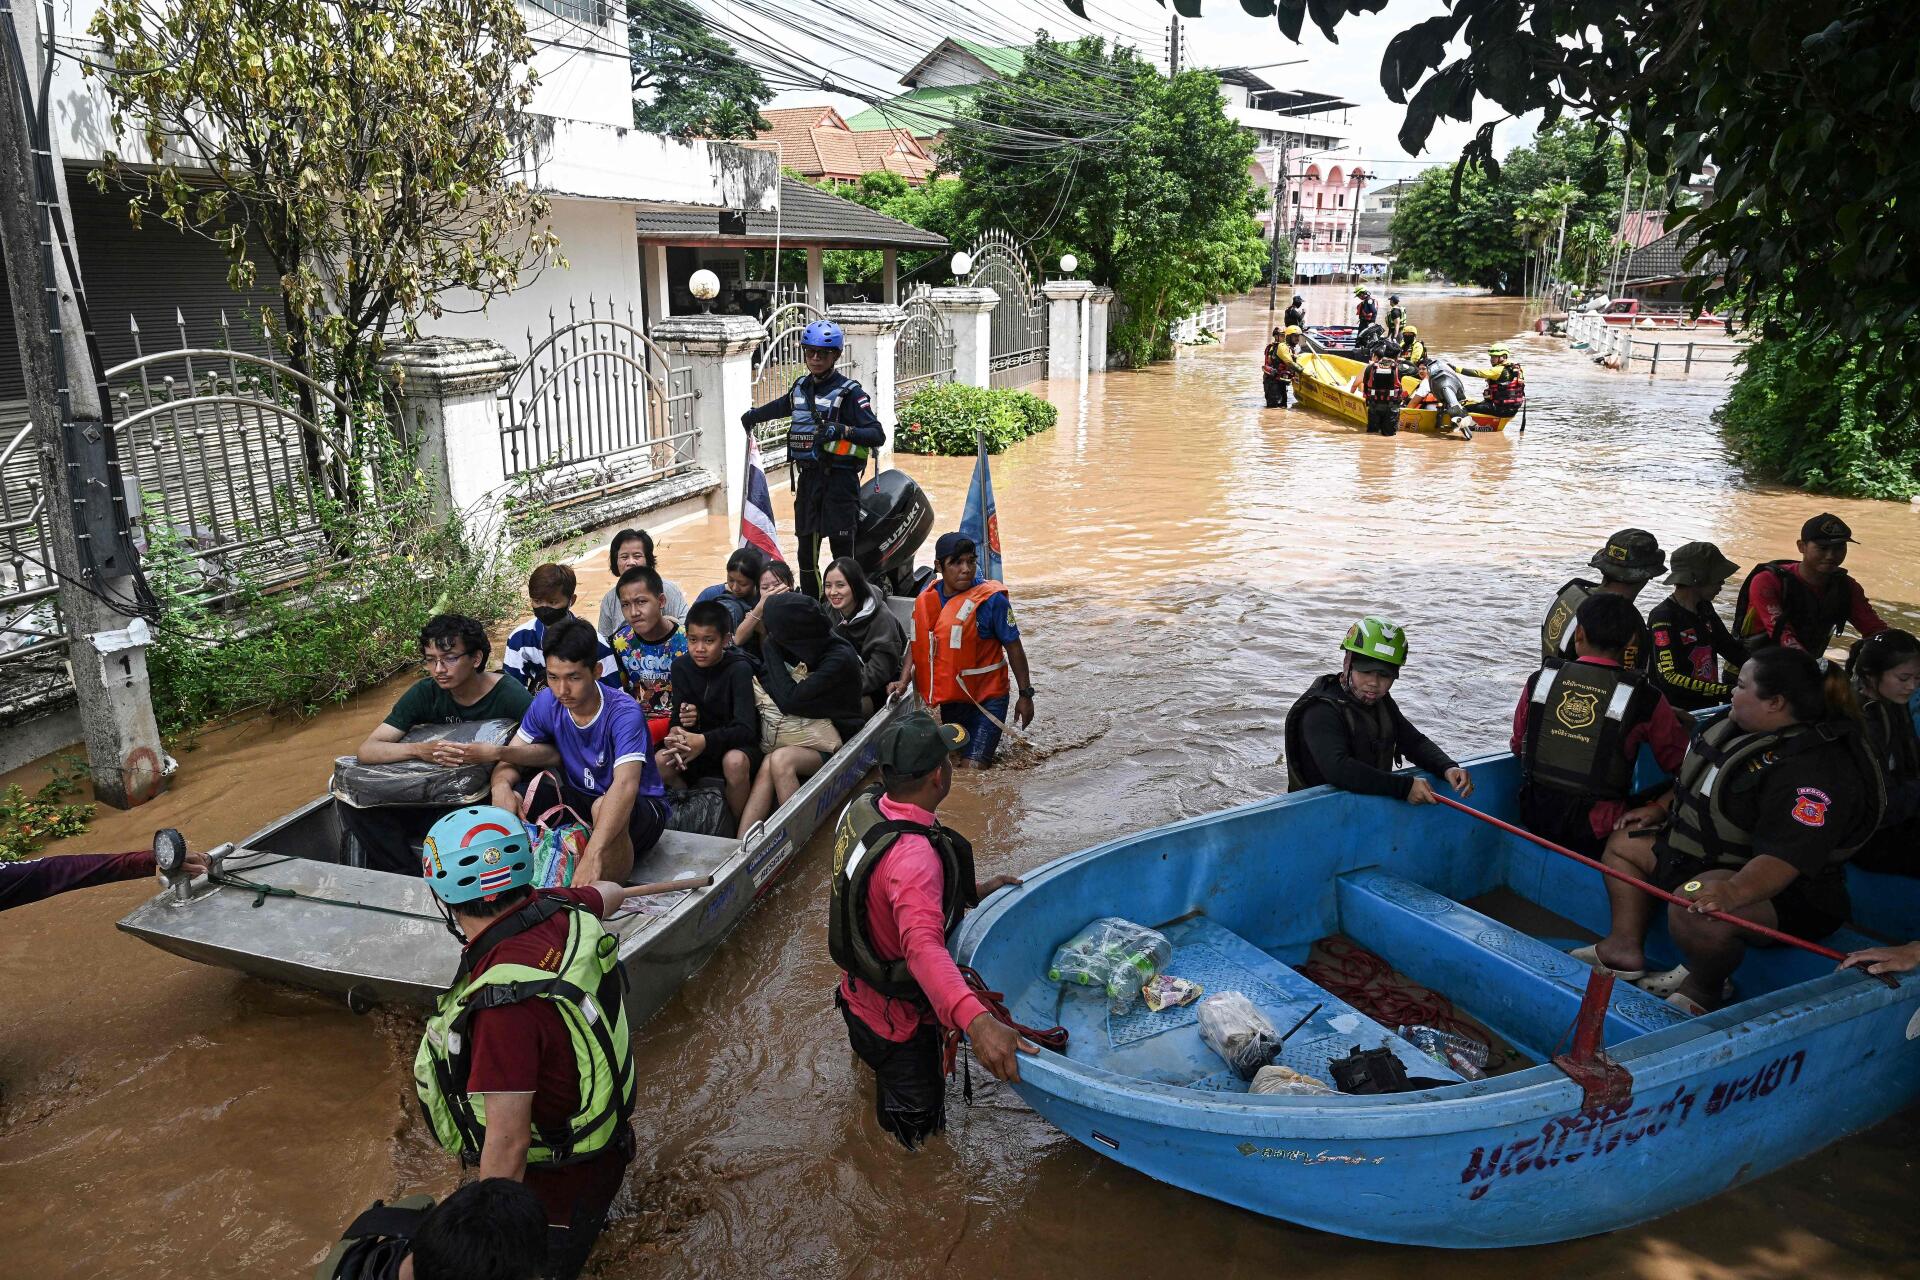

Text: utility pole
xmin=1343 ymin=169 xmax=1366 ymax=282
xmin=0 ymin=0 xmax=166 ymax=807
xmin=1266 ymin=135 xmax=1291 ymax=315
xmin=1167 ymin=15 xmax=1181 ymax=75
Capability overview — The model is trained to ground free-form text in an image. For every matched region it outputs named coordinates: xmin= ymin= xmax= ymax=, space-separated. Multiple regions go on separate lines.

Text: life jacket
xmin=786 ymin=372 xmax=870 ymax=469
xmin=1356 ymin=298 xmax=1378 ymax=326
xmin=1663 ymin=715 xmax=1885 ymax=870
xmin=1858 ymin=692 xmax=1920 ymax=787
xmin=1541 ymin=578 xmax=1650 ymax=671
xmin=1283 ymin=672 xmax=1399 ymax=791
xmin=1733 ymin=560 xmax=1856 ymax=654
xmin=1521 ymin=659 xmax=1661 ymax=800
xmin=1385 ymin=306 xmax=1405 ymax=336
xmin=1262 ymin=342 xmax=1282 ymax=378
xmin=1399 ymin=338 xmax=1426 ymax=366
xmin=912 ymin=580 xmax=1010 ymax=706
xmin=1363 ymin=358 xmax=1405 ymax=406
xmin=1485 ymin=362 xmax=1525 ymax=411
xmin=827 ymin=786 xmax=979 ymax=1000
xmin=315 ymin=1196 xmax=435 ymax=1280
xmin=414 ymin=895 xmax=635 ymax=1169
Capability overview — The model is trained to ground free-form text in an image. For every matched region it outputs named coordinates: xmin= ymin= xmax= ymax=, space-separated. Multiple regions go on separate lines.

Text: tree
xmin=942 ymin=34 xmax=1266 ymax=365
xmin=629 ymin=0 xmax=770 ymax=139
xmin=86 ymin=0 xmax=559 ymax=427
xmin=1389 ymin=166 xmax=1513 ymax=289
xmin=804 ymin=173 xmax=978 ymax=289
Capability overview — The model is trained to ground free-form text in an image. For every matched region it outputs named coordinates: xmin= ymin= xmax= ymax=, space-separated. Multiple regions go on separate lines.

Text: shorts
xmin=524 ymin=773 xmax=670 ymax=857
xmin=836 ymin=989 xmax=946 ymax=1149
xmin=938 ymin=697 xmax=1007 ymax=766
xmin=1653 ymin=849 xmax=1849 ymax=943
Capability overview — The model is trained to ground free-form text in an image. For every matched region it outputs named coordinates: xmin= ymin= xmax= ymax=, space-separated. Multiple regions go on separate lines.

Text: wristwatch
xmin=1018 ymin=686 xmax=1035 ymax=699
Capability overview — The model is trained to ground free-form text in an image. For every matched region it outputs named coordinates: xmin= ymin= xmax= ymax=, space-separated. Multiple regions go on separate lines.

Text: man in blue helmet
xmin=740 ymin=320 xmax=888 ymax=599
xmin=414 ymin=805 xmax=654 ymax=1280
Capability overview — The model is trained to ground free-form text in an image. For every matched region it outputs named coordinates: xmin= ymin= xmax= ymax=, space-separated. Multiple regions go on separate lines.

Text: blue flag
xmin=958 ymin=429 xmax=1003 ymax=582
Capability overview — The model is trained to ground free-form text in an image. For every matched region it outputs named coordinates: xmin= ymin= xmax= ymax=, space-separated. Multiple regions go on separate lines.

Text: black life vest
xmin=1487 ymin=362 xmax=1525 ymax=411
xmin=1734 ymin=560 xmax=1857 ymax=654
xmin=1858 ymin=693 xmax=1920 ymax=788
xmin=1540 ymin=578 xmax=1649 ymax=671
xmin=1284 ymin=305 xmax=1305 ymax=329
xmin=314 ymin=1196 xmax=434 ymax=1280
xmin=1521 ymin=659 xmax=1660 ymax=800
xmin=1283 ymin=672 xmax=1399 ymax=792
xmin=1663 ymin=716 xmax=1885 ymax=870
xmin=1363 ymin=358 xmax=1404 ymax=405
xmin=828 ymin=786 xmax=978 ymax=1000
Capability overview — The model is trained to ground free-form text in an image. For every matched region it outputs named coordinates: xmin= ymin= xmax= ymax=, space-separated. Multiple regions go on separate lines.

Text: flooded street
xmin=5 ymin=286 xmax=1918 ymax=1277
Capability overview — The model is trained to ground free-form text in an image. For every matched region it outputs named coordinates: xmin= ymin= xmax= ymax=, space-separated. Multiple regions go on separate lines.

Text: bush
xmin=895 ymin=383 xmax=1059 ymax=456
xmin=1715 ymin=330 xmax=1920 ymax=501
xmin=0 ymin=764 xmax=95 ymax=862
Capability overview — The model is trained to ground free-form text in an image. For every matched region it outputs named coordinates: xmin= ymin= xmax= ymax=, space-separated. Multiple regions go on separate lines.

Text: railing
xmin=1170 ymin=302 xmax=1228 ymax=345
xmin=894 ymin=288 xmax=955 ymax=404
xmin=965 ymin=230 xmax=1048 ymax=388
xmin=1563 ymin=309 xmax=1746 ymax=376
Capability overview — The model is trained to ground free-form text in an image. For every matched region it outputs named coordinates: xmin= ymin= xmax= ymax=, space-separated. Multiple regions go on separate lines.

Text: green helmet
xmin=1341 ymin=616 xmax=1408 ymax=668
xmin=1488 ymin=342 xmax=1510 ymax=358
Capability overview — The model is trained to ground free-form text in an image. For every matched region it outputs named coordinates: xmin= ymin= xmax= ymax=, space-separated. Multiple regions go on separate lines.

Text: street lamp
xmin=950 ymin=250 xmax=973 ymax=278
xmin=688 ymin=268 xmax=720 ymax=314
xmin=1059 ymin=253 xmax=1079 ymax=275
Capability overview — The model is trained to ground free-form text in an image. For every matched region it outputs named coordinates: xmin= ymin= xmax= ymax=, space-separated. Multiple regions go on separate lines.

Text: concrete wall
xmin=521 ymin=5 xmax=630 ymax=128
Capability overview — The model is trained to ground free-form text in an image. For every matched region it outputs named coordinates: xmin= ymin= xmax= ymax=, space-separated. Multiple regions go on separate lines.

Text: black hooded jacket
xmin=758 ymin=594 xmax=866 ymax=735
xmin=667 ymin=644 xmax=762 ymax=767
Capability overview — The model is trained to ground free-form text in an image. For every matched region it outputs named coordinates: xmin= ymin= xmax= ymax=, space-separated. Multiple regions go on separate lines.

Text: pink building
xmin=1283 ymin=163 xmax=1390 ymax=280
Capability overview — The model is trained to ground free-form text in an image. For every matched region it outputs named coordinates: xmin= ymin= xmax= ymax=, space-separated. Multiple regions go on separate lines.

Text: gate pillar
xmin=651 ymin=313 xmax=766 ymax=532
xmin=1042 ymin=279 xmax=1097 ymax=382
xmin=927 ymin=286 xmax=999 ymax=389
xmin=828 ymin=301 xmax=908 ymax=472
xmin=384 ymin=338 xmax=519 ymax=551
xmin=1087 ymin=287 xmax=1115 ymax=372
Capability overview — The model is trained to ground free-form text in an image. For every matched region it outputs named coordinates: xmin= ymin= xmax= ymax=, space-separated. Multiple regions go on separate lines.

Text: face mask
xmin=533 ymin=605 xmax=569 ymax=626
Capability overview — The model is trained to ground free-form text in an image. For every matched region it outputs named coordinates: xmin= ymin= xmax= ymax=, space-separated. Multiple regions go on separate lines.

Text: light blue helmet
xmin=422 ymin=805 xmax=534 ymax=905
xmin=800 ymin=320 xmax=844 ymax=351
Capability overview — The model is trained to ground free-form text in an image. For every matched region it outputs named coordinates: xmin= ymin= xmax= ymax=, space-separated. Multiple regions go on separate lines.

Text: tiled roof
xmin=1623 ymin=224 xmax=1728 ymax=285
xmin=1618 ymin=209 xmax=1669 ymax=250
xmin=750 ymin=108 xmax=937 ymax=182
xmin=634 ymin=177 xmax=948 ymax=249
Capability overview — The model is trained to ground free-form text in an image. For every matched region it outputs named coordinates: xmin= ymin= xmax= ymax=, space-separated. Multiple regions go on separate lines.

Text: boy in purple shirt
xmin=491 ymin=619 xmax=668 ymax=884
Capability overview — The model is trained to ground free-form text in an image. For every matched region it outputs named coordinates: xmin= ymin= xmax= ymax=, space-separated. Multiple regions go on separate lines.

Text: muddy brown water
xmin=4 ymin=287 xmax=1918 ymax=1278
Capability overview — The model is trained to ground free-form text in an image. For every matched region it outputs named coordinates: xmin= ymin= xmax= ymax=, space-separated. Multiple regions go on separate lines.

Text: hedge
xmin=895 ymin=382 xmax=1059 ymax=455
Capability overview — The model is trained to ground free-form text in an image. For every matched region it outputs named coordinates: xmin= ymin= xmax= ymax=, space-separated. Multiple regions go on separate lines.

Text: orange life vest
xmin=912 ymin=581 xmax=1010 ymax=706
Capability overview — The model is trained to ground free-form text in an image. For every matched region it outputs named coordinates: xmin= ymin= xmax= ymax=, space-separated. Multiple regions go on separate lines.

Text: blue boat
xmin=952 ymin=750 xmax=1920 ymax=1247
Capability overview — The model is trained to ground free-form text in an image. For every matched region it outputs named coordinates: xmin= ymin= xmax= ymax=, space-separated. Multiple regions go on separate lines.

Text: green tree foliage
xmin=629 ymin=0 xmax=771 ymax=139
xmin=941 ymin=34 xmax=1266 ymax=365
xmin=86 ymin=0 xmax=560 ymax=418
xmin=803 ymin=174 xmax=978 ymax=289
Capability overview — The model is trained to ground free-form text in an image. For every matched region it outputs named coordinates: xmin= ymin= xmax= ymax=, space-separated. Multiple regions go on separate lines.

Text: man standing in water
xmin=893 ymin=533 xmax=1035 ymax=769
xmin=1284 ymin=293 xmax=1306 ymax=330
xmin=1734 ymin=513 xmax=1887 ymax=655
xmin=829 ymin=711 xmax=1031 ymax=1148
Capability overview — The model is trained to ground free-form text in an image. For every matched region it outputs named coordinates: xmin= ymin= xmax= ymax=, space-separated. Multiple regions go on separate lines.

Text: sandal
xmin=1635 ymin=965 xmax=1691 ymax=996
xmin=1665 ymin=992 xmax=1709 ymax=1017
xmin=1568 ymin=943 xmax=1646 ymax=983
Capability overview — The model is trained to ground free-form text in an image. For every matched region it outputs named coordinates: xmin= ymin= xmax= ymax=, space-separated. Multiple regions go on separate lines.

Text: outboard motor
xmin=855 ymin=468 xmax=935 ymax=599
xmin=1353 ymin=322 xmax=1386 ymax=357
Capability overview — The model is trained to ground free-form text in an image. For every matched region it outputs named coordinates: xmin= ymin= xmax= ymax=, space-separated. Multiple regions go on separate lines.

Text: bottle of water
xmin=1398 ymin=1025 xmax=1490 ymax=1080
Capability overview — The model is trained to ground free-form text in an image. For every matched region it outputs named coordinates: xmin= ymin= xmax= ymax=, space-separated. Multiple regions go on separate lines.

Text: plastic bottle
xmin=1397 ymin=1025 xmax=1490 ymax=1079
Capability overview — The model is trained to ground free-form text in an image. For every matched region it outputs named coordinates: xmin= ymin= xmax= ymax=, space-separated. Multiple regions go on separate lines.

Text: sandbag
xmin=329 ymin=719 xmax=517 ymax=810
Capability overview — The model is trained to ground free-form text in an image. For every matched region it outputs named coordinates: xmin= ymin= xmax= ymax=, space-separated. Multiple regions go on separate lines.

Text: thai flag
xmin=740 ymin=434 xmax=781 ymax=560
xmin=958 ymin=429 xmax=1003 ymax=581
xmin=477 ymin=866 xmax=514 ymax=895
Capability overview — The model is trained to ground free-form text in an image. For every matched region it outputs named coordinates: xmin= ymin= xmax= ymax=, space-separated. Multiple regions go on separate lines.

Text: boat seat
xmin=1052 ymin=916 xmax=1462 ymax=1093
xmin=627 ymin=830 xmax=736 ymax=885
xmin=1336 ymin=868 xmax=1692 ymax=1060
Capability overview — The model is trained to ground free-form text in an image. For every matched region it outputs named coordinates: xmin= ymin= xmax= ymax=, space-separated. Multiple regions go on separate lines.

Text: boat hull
xmin=1292 ymin=351 xmax=1514 ymax=435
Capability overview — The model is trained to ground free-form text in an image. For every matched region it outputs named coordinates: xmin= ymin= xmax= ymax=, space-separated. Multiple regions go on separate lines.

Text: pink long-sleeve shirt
xmin=837 ymin=795 xmax=989 ymax=1043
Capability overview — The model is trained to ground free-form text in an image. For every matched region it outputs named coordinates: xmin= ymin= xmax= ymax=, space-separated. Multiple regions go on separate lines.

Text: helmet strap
xmin=434 ymin=895 xmax=469 ymax=946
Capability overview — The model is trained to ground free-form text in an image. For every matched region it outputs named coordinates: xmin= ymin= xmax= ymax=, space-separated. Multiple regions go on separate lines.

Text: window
xmin=1337 ymin=194 xmax=1345 ymax=208
xmin=525 ymin=0 xmax=609 ymax=26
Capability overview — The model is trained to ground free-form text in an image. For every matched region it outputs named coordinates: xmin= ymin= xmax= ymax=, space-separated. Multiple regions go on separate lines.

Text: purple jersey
xmin=515 ymin=685 xmax=664 ymax=799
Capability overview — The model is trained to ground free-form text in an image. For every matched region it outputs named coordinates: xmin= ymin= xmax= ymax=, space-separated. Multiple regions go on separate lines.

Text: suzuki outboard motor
xmin=856 ymin=468 xmax=935 ymax=599
xmin=1425 ymin=359 xmax=1470 ymax=420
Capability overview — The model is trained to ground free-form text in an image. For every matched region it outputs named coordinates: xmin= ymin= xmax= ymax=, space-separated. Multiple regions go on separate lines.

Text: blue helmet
xmin=800 ymin=320 xmax=844 ymax=351
xmin=423 ymin=805 xmax=534 ymax=905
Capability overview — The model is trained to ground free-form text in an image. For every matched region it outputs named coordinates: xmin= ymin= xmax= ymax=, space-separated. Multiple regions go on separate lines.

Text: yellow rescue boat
xmin=1289 ymin=351 xmax=1518 ymax=436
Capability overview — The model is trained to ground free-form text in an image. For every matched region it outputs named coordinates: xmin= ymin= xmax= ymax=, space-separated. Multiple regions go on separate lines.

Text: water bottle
xmin=1398 ymin=1025 xmax=1490 ymax=1079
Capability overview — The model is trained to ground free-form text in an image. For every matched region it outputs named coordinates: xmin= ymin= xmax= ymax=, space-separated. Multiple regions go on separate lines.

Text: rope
xmin=207 ymin=864 xmax=447 ymax=923
xmin=945 ymin=963 xmax=1070 ymax=1098
xmin=1300 ymin=936 xmax=1492 ymax=1051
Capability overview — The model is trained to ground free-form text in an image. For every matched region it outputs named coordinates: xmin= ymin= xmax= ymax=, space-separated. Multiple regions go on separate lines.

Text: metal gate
xmin=749 ymin=302 xmax=863 ymax=464
xmin=964 ymin=229 xmax=1048 ymax=387
xmin=894 ymin=287 xmax=954 ymax=403
xmin=498 ymin=297 xmax=696 ymax=507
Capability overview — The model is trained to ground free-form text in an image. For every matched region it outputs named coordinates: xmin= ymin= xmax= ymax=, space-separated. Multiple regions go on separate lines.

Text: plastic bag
xmin=1047 ymin=917 xmax=1173 ymax=1013
xmin=1196 ymin=992 xmax=1281 ymax=1080
xmin=1250 ymin=1064 xmax=1337 ymax=1096
xmin=1141 ymin=974 xmax=1203 ymax=1013
xmin=329 ymin=719 xmax=517 ymax=810
xmin=1398 ymin=1025 xmax=1490 ymax=1081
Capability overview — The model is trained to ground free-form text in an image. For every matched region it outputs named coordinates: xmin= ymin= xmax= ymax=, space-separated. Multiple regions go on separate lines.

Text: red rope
xmin=944 ymin=965 xmax=1069 ymax=1076
xmin=1300 ymin=936 xmax=1492 ymax=1050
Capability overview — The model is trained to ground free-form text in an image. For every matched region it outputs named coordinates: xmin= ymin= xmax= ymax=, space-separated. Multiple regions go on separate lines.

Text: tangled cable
xmin=1299 ymin=936 xmax=1492 ymax=1052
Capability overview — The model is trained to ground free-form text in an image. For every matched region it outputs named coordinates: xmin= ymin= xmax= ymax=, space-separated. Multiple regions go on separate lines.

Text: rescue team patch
xmin=1555 ymin=690 xmax=1599 ymax=731
xmin=1652 ymin=628 xmax=1671 ymax=647
xmin=1791 ymin=786 xmax=1831 ymax=828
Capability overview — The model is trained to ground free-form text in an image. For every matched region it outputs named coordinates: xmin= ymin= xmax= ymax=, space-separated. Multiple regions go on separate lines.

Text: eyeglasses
xmin=422 ymin=651 xmax=472 ymax=670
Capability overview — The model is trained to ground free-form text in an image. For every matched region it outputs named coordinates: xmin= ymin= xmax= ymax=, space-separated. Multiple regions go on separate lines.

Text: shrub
xmin=0 ymin=762 xmax=95 ymax=862
xmin=896 ymin=383 xmax=1059 ymax=456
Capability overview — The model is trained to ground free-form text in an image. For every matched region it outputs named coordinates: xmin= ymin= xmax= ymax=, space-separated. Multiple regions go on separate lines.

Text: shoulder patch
xmin=1652 ymin=628 xmax=1672 ymax=647
xmin=1790 ymin=786 xmax=1831 ymax=828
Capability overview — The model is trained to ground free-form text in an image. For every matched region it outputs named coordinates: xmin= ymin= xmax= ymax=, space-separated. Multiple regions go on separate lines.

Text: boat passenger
xmin=1647 ymin=541 xmax=1750 ymax=711
xmin=1284 ymin=294 xmax=1305 ymax=330
xmin=413 ymin=807 xmax=648 ymax=1280
xmin=734 ymin=556 xmax=794 ymax=650
xmin=1582 ymin=647 xmax=1885 ymax=1013
xmin=829 ymin=709 xmax=1031 ymax=1149
xmin=657 ymin=600 xmax=761 ymax=825
xmin=1354 ymin=285 xmax=1377 ymax=329
xmin=501 ymin=563 xmax=619 ymax=694
xmin=1282 ymin=616 xmax=1474 ymax=804
xmin=1733 ymin=512 xmax=1888 ymax=655
xmin=738 ymin=319 xmax=887 ymax=599
xmin=1842 ymin=939 xmax=1920 ymax=975
xmin=594 ymin=527 xmax=686 ymax=642
xmin=1262 ymin=327 xmax=1288 ymax=408
xmin=1362 ymin=341 xmax=1406 ymax=436
xmin=1540 ymin=528 xmax=1664 ymax=672
xmin=490 ymin=619 xmax=668 ymax=884
xmin=891 ymin=532 xmax=1036 ymax=770
xmin=1457 ymin=343 xmax=1526 ymax=418
xmin=1845 ymin=628 xmax=1920 ymax=876
xmin=823 ymin=555 xmax=906 ymax=716
xmin=734 ymin=593 xmax=866 ymax=836
xmin=1512 ymin=593 xmax=1691 ymax=859
xmin=693 ymin=546 xmax=767 ymax=633
xmin=341 ymin=614 xmax=534 ymax=875
xmin=1385 ymin=294 xmax=1405 ymax=340
xmin=1396 ymin=324 xmax=1425 ymax=367
xmin=318 ymin=1177 xmax=547 ymax=1280
xmin=607 ymin=566 xmax=687 ymax=749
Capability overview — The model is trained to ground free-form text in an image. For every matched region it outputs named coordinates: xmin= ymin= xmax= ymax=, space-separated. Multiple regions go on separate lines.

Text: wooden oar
xmin=1431 ymin=795 xmax=1896 ymax=985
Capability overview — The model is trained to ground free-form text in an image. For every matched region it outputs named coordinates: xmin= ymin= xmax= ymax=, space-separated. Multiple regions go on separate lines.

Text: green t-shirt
xmin=382 ymin=675 xmax=532 ymax=734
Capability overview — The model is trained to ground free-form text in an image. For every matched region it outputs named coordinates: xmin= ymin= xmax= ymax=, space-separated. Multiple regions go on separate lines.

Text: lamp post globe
xmin=949 ymin=250 xmax=973 ymax=277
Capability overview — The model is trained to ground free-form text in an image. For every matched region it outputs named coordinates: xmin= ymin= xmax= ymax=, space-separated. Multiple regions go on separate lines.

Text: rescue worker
xmin=890 ymin=532 xmax=1035 ymax=768
xmin=1512 ymin=593 xmax=1691 ymax=860
xmin=1846 ymin=628 xmax=1920 ymax=876
xmin=739 ymin=320 xmax=887 ymax=598
xmin=1283 ymin=617 xmax=1474 ymax=804
xmin=413 ymin=806 xmax=648 ymax=1280
xmin=1284 ymin=294 xmax=1306 ymax=330
xmin=829 ymin=709 xmax=1032 ymax=1148
xmin=1647 ymin=541 xmax=1750 ymax=711
xmin=1354 ymin=285 xmax=1377 ymax=329
xmin=1458 ymin=342 xmax=1526 ymax=420
xmin=1541 ymin=528 xmax=1664 ymax=672
xmin=1733 ymin=512 xmax=1888 ymax=655
xmin=1361 ymin=339 xmax=1406 ymax=436
xmin=1385 ymin=294 xmax=1405 ymax=340
xmin=1582 ymin=647 xmax=1885 ymax=1013
xmin=1397 ymin=324 xmax=1425 ymax=367
xmin=1261 ymin=327 xmax=1288 ymax=408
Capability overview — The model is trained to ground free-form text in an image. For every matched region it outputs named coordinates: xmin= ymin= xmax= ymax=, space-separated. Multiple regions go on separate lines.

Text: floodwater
xmin=4 ymin=286 xmax=1918 ymax=1278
